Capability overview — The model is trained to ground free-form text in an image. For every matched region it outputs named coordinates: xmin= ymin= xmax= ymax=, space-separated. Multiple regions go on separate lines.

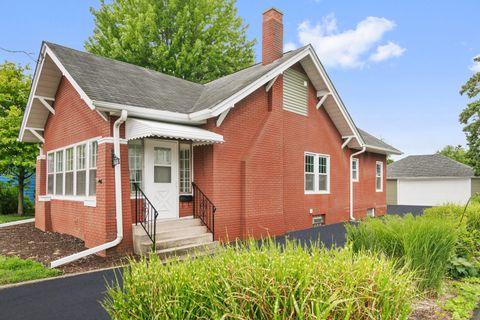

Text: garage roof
xmin=387 ymin=154 xmax=475 ymax=178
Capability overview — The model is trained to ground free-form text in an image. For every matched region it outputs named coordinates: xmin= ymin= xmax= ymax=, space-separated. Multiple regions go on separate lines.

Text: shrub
xmin=424 ymin=204 xmax=480 ymax=279
xmin=104 ymin=241 xmax=416 ymax=319
xmin=346 ymin=214 xmax=458 ymax=292
xmin=0 ymin=180 xmax=34 ymax=215
xmin=0 ymin=181 xmax=18 ymax=214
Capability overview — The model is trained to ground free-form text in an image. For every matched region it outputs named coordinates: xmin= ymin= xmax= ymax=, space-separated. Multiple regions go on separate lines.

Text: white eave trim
xmin=19 ymin=43 xmax=97 ymax=142
xmin=187 ymin=45 xmax=365 ymax=149
xmin=189 ymin=46 xmax=312 ymax=121
xmin=44 ymin=45 xmax=95 ymax=110
xmin=93 ymin=100 xmax=205 ymax=125
xmin=364 ymin=144 xmax=403 ymax=155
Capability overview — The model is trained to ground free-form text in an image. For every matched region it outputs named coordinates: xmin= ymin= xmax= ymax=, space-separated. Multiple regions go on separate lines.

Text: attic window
xmin=283 ymin=69 xmax=308 ymax=116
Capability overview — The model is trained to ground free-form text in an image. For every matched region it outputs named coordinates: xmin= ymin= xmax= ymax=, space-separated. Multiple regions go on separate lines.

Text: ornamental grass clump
xmin=103 ymin=240 xmax=415 ymax=320
xmin=346 ymin=214 xmax=458 ymax=292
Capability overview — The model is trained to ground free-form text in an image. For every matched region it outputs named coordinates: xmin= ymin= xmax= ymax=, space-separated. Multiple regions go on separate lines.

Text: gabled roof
xmin=19 ymin=41 xmax=401 ymax=155
xmin=387 ymin=154 xmax=474 ymax=178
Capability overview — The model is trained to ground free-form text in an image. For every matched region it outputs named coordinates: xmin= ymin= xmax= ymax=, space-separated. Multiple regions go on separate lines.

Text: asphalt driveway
xmin=0 ymin=205 xmax=429 ymax=320
xmin=0 ymin=268 xmax=121 ymax=320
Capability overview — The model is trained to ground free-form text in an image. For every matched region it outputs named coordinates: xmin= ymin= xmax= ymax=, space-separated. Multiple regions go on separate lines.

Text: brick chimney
xmin=262 ymin=8 xmax=283 ymax=65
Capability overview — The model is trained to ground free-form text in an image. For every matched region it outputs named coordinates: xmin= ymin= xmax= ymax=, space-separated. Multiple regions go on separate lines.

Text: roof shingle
xmin=387 ymin=154 xmax=474 ymax=178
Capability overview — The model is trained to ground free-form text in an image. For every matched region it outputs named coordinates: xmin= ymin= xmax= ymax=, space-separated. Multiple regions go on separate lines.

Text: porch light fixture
xmin=112 ymin=151 xmax=120 ymax=167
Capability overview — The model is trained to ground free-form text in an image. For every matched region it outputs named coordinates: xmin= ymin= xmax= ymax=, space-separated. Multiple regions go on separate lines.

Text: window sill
xmin=375 ymin=189 xmax=383 ymax=192
xmin=44 ymin=195 xmax=96 ymax=206
xmin=38 ymin=195 xmax=51 ymax=202
xmin=305 ymin=191 xmax=330 ymax=195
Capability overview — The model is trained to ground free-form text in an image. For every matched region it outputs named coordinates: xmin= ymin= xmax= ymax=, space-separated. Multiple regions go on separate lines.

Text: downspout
xmin=50 ymin=110 xmax=128 ymax=268
xmin=349 ymin=146 xmax=366 ymax=221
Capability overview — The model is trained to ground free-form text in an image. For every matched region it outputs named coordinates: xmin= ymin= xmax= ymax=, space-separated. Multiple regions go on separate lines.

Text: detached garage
xmin=387 ymin=154 xmax=480 ymax=206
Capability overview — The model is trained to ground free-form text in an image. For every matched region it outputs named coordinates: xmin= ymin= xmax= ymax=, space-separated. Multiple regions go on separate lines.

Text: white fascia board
xmin=189 ymin=47 xmax=311 ymax=121
xmin=93 ymin=100 xmax=206 ymax=125
xmin=364 ymin=144 xmax=403 ymax=155
xmin=44 ymin=45 xmax=95 ymax=110
xmin=306 ymin=45 xmax=365 ymax=147
xmin=19 ymin=45 xmax=47 ymax=142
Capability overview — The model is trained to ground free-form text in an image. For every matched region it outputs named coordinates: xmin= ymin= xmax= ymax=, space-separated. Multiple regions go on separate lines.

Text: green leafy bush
xmin=424 ymin=204 xmax=480 ymax=279
xmin=0 ymin=181 xmax=18 ymax=214
xmin=442 ymin=277 xmax=480 ymax=320
xmin=346 ymin=214 xmax=458 ymax=292
xmin=104 ymin=241 xmax=416 ymax=319
xmin=0 ymin=181 xmax=34 ymax=215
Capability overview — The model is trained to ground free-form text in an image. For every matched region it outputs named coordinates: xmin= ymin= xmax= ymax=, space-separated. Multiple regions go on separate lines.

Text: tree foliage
xmin=460 ymin=56 xmax=480 ymax=175
xmin=85 ymin=0 xmax=255 ymax=83
xmin=437 ymin=145 xmax=470 ymax=166
xmin=0 ymin=62 xmax=36 ymax=215
xmin=0 ymin=62 xmax=31 ymax=116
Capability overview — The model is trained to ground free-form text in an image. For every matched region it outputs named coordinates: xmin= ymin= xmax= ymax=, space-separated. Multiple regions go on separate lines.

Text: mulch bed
xmin=0 ymin=222 xmax=136 ymax=274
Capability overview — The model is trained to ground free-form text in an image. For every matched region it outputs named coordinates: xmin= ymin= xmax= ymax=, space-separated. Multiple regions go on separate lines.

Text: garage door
xmin=397 ymin=178 xmax=470 ymax=206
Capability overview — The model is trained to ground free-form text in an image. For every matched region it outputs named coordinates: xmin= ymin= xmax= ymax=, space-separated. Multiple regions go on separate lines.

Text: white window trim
xmin=45 ymin=136 xmax=100 ymax=203
xmin=352 ymin=158 xmax=359 ymax=182
xmin=376 ymin=161 xmax=383 ymax=192
xmin=304 ymin=152 xmax=331 ymax=195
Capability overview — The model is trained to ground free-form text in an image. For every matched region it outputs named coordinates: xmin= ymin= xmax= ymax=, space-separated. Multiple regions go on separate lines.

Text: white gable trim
xmin=188 ymin=46 xmax=365 ymax=146
xmin=44 ymin=45 xmax=95 ymax=110
xmin=19 ymin=43 xmax=99 ymax=142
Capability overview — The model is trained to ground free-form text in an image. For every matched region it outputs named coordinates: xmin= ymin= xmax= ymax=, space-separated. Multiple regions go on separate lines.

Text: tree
xmin=460 ymin=56 xmax=480 ymax=175
xmin=0 ymin=63 xmax=31 ymax=116
xmin=86 ymin=0 xmax=255 ymax=84
xmin=0 ymin=62 xmax=36 ymax=215
xmin=436 ymin=145 xmax=470 ymax=165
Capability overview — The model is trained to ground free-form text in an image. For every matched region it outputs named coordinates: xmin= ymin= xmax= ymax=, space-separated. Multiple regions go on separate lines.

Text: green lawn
xmin=0 ymin=256 xmax=61 ymax=285
xmin=0 ymin=214 xmax=34 ymax=224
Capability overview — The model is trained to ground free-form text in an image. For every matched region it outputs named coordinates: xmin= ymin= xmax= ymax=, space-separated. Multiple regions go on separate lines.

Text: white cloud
xmin=469 ymin=55 xmax=480 ymax=73
xmin=296 ymin=14 xmax=402 ymax=68
xmin=284 ymin=42 xmax=297 ymax=52
xmin=370 ymin=42 xmax=406 ymax=62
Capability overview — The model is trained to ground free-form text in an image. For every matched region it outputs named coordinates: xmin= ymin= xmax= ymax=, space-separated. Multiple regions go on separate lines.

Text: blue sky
xmin=1 ymin=0 xmax=479 ymax=159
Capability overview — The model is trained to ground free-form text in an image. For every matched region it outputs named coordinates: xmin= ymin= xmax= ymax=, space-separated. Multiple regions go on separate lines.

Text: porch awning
xmin=125 ymin=118 xmax=224 ymax=145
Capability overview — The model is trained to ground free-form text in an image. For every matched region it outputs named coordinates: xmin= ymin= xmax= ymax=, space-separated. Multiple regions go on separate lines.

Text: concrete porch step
xmin=155 ymin=241 xmax=219 ymax=260
xmin=132 ymin=217 xmax=203 ymax=237
xmin=141 ymin=233 xmax=214 ymax=251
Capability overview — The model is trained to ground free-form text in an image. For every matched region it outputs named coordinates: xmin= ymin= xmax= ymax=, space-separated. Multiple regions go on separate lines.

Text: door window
xmin=154 ymin=147 xmax=172 ymax=183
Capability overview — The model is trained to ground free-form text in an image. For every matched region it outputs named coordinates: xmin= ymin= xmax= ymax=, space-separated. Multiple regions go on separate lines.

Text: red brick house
xmin=19 ymin=8 xmax=400 ymax=266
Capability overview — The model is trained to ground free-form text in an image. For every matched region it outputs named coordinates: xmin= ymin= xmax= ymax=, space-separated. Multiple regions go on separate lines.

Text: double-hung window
xmin=305 ymin=152 xmax=330 ymax=194
xmin=88 ymin=141 xmax=98 ymax=196
xmin=55 ymin=150 xmax=64 ymax=195
xmin=375 ymin=161 xmax=383 ymax=192
xmin=351 ymin=158 xmax=359 ymax=182
xmin=47 ymin=153 xmax=55 ymax=194
xmin=76 ymin=144 xmax=87 ymax=196
xmin=46 ymin=138 xmax=98 ymax=198
xmin=128 ymin=140 xmax=144 ymax=195
xmin=65 ymin=147 xmax=74 ymax=195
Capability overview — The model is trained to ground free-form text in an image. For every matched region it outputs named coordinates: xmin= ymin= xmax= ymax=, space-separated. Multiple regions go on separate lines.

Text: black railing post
xmin=133 ymin=183 xmax=158 ymax=249
xmin=191 ymin=182 xmax=216 ymax=238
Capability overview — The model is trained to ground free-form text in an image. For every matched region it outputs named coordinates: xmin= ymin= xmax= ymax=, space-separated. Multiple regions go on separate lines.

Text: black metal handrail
xmin=192 ymin=182 xmax=216 ymax=237
xmin=134 ymin=183 xmax=158 ymax=250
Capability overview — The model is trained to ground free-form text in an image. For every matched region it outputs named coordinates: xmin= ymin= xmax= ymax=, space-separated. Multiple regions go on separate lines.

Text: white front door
xmin=144 ymin=139 xmax=179 ymax=219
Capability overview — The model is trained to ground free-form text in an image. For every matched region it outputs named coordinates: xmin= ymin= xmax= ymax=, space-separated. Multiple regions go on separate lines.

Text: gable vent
xmin=283 ymin=68 xmax=308 ymax=116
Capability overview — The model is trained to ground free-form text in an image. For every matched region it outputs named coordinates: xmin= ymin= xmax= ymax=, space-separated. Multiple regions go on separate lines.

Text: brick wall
xmin=193 ymin=63 xmax=387 ymax=241
xmin=37 ymin=77 xmax=133 ymax=255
